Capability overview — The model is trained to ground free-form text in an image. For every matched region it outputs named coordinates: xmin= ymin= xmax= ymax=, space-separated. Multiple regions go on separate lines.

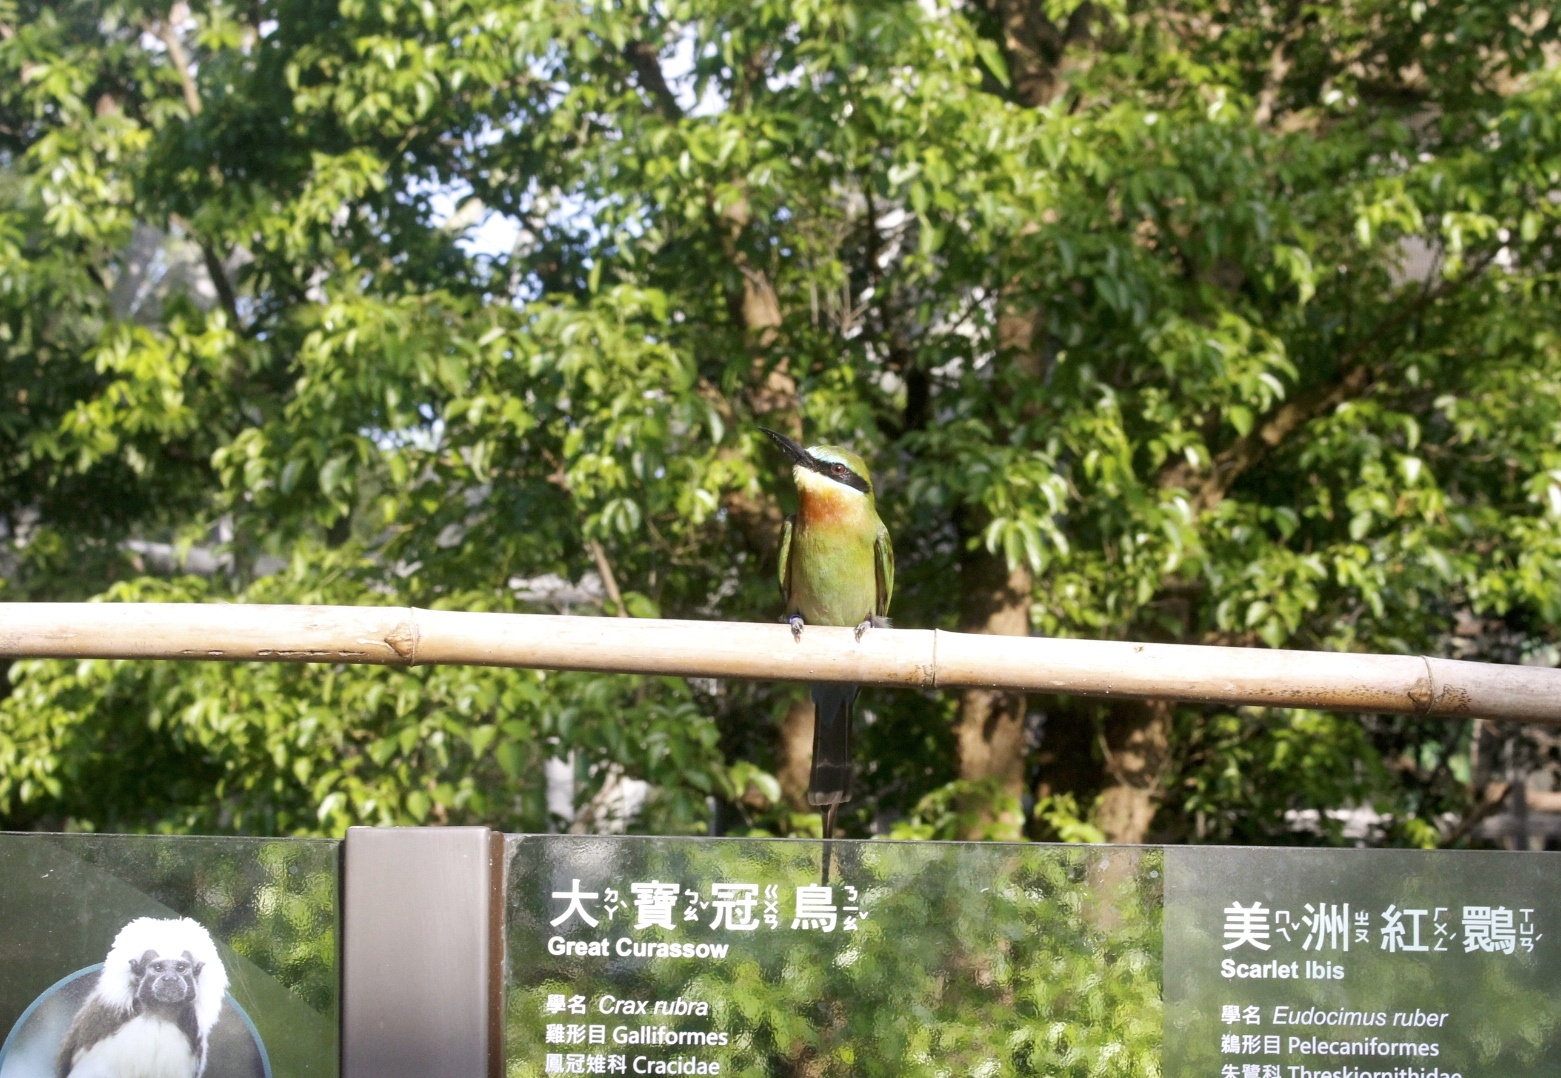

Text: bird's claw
xmin=789 ymin=613 xmax=805 ymax=641
xmin=854 ymin=618 xmax=872 ymax=642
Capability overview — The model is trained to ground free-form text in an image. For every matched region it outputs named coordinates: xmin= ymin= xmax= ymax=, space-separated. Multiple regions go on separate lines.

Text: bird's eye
xmin=832 ymin=463 xmax=846 ymax=475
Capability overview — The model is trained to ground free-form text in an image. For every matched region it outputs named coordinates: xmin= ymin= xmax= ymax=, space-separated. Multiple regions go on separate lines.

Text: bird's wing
xmin=778 ymin=515 xmax=795 ymax=606
xmin=874 ymin=520 xmax=894 ymax=618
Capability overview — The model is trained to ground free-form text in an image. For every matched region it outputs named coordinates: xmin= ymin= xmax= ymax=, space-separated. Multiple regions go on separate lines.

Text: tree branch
xmin=1164 ymin=356 xmax=1374 ymax=512
xmin=153 ymin=8 xmax=246 ymax=335
xmin=1441 ymin=780 xmax=1510 ymax=847
xmin=198 ymin=241 xmax=243 ymax=328
xmin=1253 ymin=40 xmax=1293 ymax=126
xmin=1159 ymin=248 xmax=1501 ymax=511
xmin=623 ymin=40 xmax=684 ymax=121
xmin=1250 ymin=1 xmax=1306 ymax=128
xmin=167 ymin=212 xmax=244 ymax=332
xmin=587 ymin=539 xmax=631 ymax=619
xmin=152 ymin=3 xmax=202 ymax=117
xmin=977 ymin=0 xmax=1097 ymax=108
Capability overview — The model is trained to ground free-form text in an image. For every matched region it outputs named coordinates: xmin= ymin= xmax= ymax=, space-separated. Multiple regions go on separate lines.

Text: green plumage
xmin=762 ymin=435 xmax=894 ymax=819
xmin=776 ymin=512 xmax=893 ymax=629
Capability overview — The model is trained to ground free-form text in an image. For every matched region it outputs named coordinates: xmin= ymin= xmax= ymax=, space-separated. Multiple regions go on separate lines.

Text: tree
xmin=2 ymin=0 xmax=1559 ymax=846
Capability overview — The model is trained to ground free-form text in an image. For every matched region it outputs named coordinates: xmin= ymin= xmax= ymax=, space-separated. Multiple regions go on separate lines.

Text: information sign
xmin=5 ymin=827 xmax=1553 ymax=1078
xmin=0 ymin=833 xmax=340 ymax=1078
xmin=506 ymin=835 xmax=1163 ymax=1077
xmin=1165 ymin=846 xmax=1560 ymax=1078
xmin=507 ymin=836 xmax=1559 ymax=1078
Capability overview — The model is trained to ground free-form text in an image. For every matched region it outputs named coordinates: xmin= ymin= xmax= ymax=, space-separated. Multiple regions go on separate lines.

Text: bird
xmin=759 ymin=427 xmax=893 ymax=866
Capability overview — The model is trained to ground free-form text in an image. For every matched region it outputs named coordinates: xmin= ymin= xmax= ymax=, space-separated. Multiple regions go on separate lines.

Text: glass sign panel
xmin=1165 ymin=846 xmax=1561 ymax=1078
xmin=505 ymin=835 xmax=1163 ymax=1077
xmin=507 ymin=836 xmax=1561 ymax=1078
xmin=0 ymin=833 xmax=340 ymax=1078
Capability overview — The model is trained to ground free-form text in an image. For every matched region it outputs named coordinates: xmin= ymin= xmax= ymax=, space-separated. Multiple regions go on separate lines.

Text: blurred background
xmin=2 ymin=0 xmax=1560 ymax=847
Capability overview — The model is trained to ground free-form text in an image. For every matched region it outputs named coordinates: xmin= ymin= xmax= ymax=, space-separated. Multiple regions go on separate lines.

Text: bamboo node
xmin=383 ymin=611 xmax=419 ymax=664
xmin=1406 ymin=656 xmax=1436 ymax=714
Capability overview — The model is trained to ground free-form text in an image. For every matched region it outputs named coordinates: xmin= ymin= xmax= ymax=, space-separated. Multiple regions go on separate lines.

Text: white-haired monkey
xmin=56 ymin=916 xmax=229 ymax=1078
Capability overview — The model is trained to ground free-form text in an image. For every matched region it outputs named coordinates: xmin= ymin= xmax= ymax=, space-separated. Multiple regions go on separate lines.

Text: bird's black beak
xmin=758 ymin=427 xmax=817 ymax=470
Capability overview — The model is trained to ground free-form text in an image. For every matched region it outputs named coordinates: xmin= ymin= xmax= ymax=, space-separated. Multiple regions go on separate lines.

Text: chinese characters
xmin=551 ymin=880 xmax=867 ymax=935
xmin=1221 ymin=900 xmax=1541 ymax=956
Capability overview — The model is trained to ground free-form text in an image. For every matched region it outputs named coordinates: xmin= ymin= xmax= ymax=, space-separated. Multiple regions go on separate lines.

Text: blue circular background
xmin=0 ymin=965 xmax=271 ymax=1078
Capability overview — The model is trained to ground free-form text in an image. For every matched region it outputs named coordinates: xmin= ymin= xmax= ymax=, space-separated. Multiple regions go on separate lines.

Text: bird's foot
xmin=788 ymin=613 xmax=805 ymax=641
xmin=853 ymin=614 xmax=892 ymax=641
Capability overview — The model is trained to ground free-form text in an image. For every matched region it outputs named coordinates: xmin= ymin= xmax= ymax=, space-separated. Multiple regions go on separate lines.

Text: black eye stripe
xmin=816 ymin=461 xmax=869 ymax=492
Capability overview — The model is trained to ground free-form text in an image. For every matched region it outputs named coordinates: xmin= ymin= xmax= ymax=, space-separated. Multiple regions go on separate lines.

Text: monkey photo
xmin=54 ymin=917 xmax=228 ymax=1078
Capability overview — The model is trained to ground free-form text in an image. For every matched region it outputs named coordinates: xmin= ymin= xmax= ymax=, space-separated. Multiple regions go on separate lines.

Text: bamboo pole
xmin=1 ymin=602 xmax=1559 ymax=724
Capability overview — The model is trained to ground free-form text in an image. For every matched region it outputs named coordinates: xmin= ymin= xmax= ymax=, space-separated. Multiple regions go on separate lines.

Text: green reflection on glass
xmin=0 ymin=832 xmax=339 ymax=1078
xmin=505 ymin=836 xmax=1163 ymax=1078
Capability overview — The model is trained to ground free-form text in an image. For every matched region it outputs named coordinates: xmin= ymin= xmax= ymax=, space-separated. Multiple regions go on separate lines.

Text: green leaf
xmin=974 ymin=38 xmax=1010 ymax=88
xmin=405 ymin=790 xmax=431 ymax=822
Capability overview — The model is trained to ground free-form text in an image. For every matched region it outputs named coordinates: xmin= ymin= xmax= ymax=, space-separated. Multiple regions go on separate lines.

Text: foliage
xmin=3 ymin=0 xmax=1561 ymax=843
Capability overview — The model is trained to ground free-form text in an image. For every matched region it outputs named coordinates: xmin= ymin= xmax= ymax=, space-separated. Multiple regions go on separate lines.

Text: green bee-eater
xmin=760 ymin=428 xmax=894 ymax=847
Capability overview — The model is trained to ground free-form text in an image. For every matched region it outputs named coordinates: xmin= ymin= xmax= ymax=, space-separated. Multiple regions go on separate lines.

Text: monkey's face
xmin=129 ymin=949 xmax=203 ymax=1007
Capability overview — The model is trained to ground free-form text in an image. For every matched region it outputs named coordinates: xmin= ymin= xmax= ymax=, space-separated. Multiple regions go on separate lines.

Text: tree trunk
xmin=776 ymin=697 xmax=815 ymax=812
xmin=961 ymin=1 xmax=1107 ymax=839
xmin=954 ymin=546 xmax=1033 ymax=839
xmin=952 ymin=307 xmax=1042 ymax=840
xmin=1095 ymin=698 xmax=1173 ymax=843
xmin=709 ymin=187 xmax=816 ymax=812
